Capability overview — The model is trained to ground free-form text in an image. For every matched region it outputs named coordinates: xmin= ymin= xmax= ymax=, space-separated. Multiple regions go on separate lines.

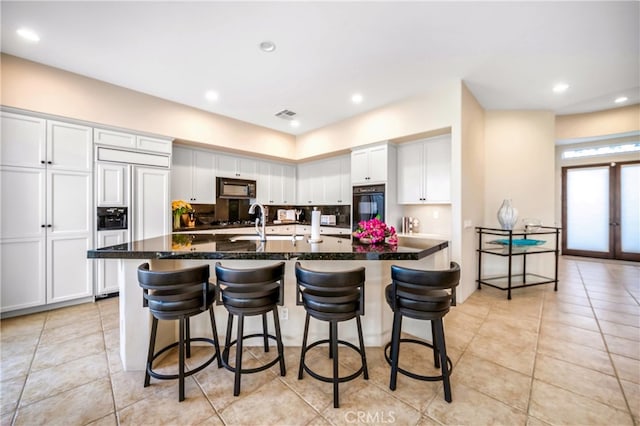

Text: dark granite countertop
xmin=87 ymin=233 xmax=448 ymax=261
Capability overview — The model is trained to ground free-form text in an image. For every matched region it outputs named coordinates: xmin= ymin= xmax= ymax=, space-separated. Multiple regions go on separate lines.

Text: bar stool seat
xmin=137 ymin=263 xmax=222 ymax=402
xmin=215 ymin=261 xmax=286 ymax=396
xmin=384 ymin=262 xmax=460 ymax=403
xmin=295 ymin=262 xmax=368 ymax=408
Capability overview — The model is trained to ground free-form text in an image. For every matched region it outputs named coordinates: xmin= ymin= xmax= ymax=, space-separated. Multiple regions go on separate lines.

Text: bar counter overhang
xmin=88 ymin=233 xmax=450 ymax=371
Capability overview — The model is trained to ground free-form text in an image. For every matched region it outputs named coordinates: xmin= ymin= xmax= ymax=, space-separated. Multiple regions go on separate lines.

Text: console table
xmin=476 ymin=226 xmax=561 ymax=299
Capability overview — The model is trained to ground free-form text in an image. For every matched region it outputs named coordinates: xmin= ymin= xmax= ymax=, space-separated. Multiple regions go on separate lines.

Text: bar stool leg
xmin=234 ymin=314 xmax=245 ymax=396
xmin=389 ymin=311 xmax=402 ymax=391
xmin=298 ymin=313 xmax=310 ymax=379
xmin=179 ymin=317 xmax=186 ymax=402
xmin=431 ymin=321 xmax=440 ymax=368
xmin=433 ymin=318 xmax=451 ymax=402
xmin=356 ymin=316 xmax=369 ymax=379
xmin=272 ymin=307 xmax=286 ymax=376
xmin=208 ymin=307 xmax=222 ymax=368
xmin=185 ymin=317 xmax=191 ymax=359
xmin=145 ymin=316 xmax=159 ymax=387
xmin=225 ymin=313 xmax=234 ymax=349
xmin=328 ymin=324 xmax=334 ymax=359
xmin=330 ymin=320 xmax=339 ymax=408
xmin=262 ymin=313 xmax=270 ymax=353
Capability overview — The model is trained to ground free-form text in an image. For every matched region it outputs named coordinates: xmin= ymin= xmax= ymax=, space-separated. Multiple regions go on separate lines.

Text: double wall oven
xmin=352 ymin=184 xmax=385 ymax=230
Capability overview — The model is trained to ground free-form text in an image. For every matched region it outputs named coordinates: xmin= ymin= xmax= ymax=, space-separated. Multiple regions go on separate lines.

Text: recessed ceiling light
xmin=205 ymin=90 xmax=219 ymax=102
xmin=259 ymin=41 xmax=276 ymax=53
xmin=351 ymin=93 xmax=363 ymax=104
xmin=614 ymin=96 xmax=628 ymax=104
xmin=290 ymin=120 xmax=300 ymax=128
xmin=16 ymin=27 xmax=40 ymax=43
xmin=552 ymin=83 xmax=569 ymax=93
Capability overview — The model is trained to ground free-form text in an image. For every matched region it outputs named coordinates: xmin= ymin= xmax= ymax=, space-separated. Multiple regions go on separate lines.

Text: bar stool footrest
xmin=384 ymin=338 xmax=452 ymax=382
xmin=147 ymin=337 xmax=219 ymax=381
xmin=222 ymin=333 xmax=282 ymax=374
xmin=301 ymin=339 xmax=366 ymax=383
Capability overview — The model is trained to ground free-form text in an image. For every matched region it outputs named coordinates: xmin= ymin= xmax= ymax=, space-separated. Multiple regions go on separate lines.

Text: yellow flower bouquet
xmin=172 ymin=200 xmax=192 ymax=229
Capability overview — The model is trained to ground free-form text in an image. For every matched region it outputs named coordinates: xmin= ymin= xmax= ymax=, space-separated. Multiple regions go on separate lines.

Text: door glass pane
xmin=620 ymin=164 xmax=640 ymax=253
xmin=566 ymin=167 xmax=610 ymax=252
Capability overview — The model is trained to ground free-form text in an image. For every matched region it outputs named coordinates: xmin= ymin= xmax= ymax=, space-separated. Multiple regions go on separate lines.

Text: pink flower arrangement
xmin=353 ymin=217 xmax=398 ymax=245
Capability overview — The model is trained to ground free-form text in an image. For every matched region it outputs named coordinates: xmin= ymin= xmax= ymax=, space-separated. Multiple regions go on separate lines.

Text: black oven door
xmin=352 ymin=185 xmax=385 ymax=229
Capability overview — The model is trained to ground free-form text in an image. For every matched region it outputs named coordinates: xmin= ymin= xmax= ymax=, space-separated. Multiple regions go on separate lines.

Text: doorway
xmin=562 ymin=161 xmax=639 ymax=261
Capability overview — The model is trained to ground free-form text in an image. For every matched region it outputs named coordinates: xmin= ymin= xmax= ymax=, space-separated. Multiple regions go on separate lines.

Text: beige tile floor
xmin=1 ymin=256 xmax=639 ymax=426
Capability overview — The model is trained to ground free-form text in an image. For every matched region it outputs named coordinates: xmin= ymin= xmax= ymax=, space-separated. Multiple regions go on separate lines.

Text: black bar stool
xmin=384 ymin=262 xmax=460 ymax=402
xmin=214 ymin=261 xmax=286 ymax=396
xmin=137 ymin=263 xmax=222 ymax=402
xmin=294 ymin=262 xmax=368 ymax=408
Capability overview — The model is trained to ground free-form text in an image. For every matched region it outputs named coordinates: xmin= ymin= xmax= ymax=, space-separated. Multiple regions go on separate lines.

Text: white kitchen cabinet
xmin=397 ymin=135 xmax=451 ymax=204
xmin=0 ymin=166 xmax=93 ymax=312
xmin=1 ymin=112 xmax=92 ymax=171
xmin=297 ymin=161 xmax=323 ymax=205
xmin=171 ymin=146 xmax=216 ymax=203
xmin=96 ymin=162 xmax=128 ymax=206
xmin=298 ymin=155 xmax=350 ymax=205
xmin=133 ymin=166 xmax=170 ymax=241
xmin=351 ymin=144 xmax=388 ymax=184
xmin=95 ymin=229 xmax=127 ymax=295
xmin=257 ymin=162 xmax=297 ymax=205
xmin=1 ymin=112 xmax=46 ymax=168
xmin=323 ymin=155 xmax=351 ymax=205
xmin=216 ymin=153 xmax=256 ymax=179
xmin=94 ymin=128 xmax=171 ymax=154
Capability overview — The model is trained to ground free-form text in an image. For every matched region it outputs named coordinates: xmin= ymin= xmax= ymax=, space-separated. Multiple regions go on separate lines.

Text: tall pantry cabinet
xmin=0 ymin=112 xmax=94 ymax=313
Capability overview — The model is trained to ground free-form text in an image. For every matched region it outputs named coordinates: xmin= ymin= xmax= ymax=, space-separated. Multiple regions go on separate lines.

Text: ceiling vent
xmin=275 ymin=109 xmax=297 ymax=120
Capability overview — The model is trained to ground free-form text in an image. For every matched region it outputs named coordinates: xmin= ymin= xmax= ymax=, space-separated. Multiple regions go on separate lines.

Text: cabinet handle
xmin=41 ymin=160 xmax=46 ymax=164
xmin=47 ymin=161 xmax=52 ymax=165
xmin=47 ymin=224 xmax=52 ymax=228
xmin=41 ymin=224 xmax=46 ymax=228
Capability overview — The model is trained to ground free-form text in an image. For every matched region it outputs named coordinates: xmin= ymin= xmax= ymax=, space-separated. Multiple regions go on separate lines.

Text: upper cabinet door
xmin=48 ymin=170 xmax=93 ymax=235
xmin=133 ymin=167 xmax=170 ymax=241
xmin=96 ymin=162 xmax=128 ymax=207
xmin=351 ymin=145 xmax=388 ymax=184
xmin=171 ymin=146 xmax=193 ymax=202
xmin=397 ymin=142 xmax=424 ymax=204
xmin=423 ymin=136 xmax=451 ymax=203
xmin=217 ymin=154 xmax=256 ymax=179
xmin=47 ymin=120 xmax=92 ymax=171
xmin=282 ymin=165 xmax=296 ymax=205
xmin=192 ymin=150 xmax=216 ymax=203
xmin=0 ymin=166 xmax=46 ymax=239
xmin=0 ymin=112 xmax=46 ymax=168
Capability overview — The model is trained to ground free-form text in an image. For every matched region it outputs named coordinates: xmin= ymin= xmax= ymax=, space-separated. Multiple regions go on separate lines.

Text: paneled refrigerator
xmin=94 ymin=146 xmax=170 ymax=296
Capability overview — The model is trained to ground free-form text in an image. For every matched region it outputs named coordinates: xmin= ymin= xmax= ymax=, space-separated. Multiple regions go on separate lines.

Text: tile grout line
xmin=576 ymin=260 xmax=638 ymax=425
xmin=9 ymin=312 xmax=48 ymax=426
xmin=98 ymin=301 xmax=121 ymax=426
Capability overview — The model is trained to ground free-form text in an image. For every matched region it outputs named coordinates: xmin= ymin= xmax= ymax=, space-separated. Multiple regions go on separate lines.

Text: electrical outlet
xmin=281 ymin=307 xmax=288 ymax=320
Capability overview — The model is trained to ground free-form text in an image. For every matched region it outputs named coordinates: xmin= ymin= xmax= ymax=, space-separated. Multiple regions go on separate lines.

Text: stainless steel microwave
xmin=217 ymin=177 xmax=257 ymax=199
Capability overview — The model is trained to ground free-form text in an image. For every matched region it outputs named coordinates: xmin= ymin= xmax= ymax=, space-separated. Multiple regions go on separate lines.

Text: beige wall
xmin=295 ymin=82 xmax=460 ymax=159
xmin=484 ymin=111 xmax=556 ymax=277
xmin=0 ymin=54 xmax=296 ymax=160
xmin=459 ymin=83 xmax=485 ymax=301
xmin=556 ymin=104 xmax=640 ymax=141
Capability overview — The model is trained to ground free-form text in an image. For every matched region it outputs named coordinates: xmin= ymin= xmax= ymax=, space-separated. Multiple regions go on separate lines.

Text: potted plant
xmin=171 ymin=200 xmax=192 ymax=230
xmin=352 ymin=216 xmax=398 ymax=245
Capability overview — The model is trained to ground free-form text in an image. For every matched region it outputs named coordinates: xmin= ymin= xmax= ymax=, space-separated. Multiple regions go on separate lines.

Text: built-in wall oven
xmin=352 ymin=184 xmax=385 ymax=230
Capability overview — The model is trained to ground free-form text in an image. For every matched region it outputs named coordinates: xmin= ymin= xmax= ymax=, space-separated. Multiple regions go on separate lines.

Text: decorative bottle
xmin=497 ymin=199 xmax=518 ymax=230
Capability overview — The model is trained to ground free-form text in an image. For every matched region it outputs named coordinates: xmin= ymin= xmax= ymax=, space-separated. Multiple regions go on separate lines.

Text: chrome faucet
xmin=248 ymin=202 xmax=267 ymax=242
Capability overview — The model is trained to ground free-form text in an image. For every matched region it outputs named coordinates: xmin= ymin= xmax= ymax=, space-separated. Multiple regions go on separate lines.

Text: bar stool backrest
xmin=389 ymin=262 xmax=460 ymax=317
xmin=214 ymin=262 xmax=286 ymax=306
xmin=137 ymin=263 xmax=213 ymax=319
xmin=294 ymin=262 xmax=366 ymax=316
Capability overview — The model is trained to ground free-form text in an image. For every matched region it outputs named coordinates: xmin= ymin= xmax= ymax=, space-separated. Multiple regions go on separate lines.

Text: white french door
xmin=562 ymin=161 xmax=639 ymax=261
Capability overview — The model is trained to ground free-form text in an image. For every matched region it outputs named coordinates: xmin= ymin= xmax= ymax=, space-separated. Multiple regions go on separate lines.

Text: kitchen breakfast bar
xmin=88 ymin=233 xmax=449 ymax=371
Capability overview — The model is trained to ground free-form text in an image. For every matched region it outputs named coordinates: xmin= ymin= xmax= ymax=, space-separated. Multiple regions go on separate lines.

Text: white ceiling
xmin=1 ymin=1 xmax=639 ymax=136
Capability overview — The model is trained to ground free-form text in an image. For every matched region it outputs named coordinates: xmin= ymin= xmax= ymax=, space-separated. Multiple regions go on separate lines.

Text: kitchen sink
xmin=229 ymin=234 xmax=304 ymax=242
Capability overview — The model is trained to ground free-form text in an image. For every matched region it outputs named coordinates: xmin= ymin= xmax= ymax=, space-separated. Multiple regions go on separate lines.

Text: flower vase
xmin=173 ymin=213 xmax=181 ymax=230
xmin=497 ymin=199 xmax=518 ymax=230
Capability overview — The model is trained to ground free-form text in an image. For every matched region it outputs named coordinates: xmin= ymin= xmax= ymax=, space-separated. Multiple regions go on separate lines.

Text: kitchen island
xmin=88 ymin=233 xmax=449 ymax=371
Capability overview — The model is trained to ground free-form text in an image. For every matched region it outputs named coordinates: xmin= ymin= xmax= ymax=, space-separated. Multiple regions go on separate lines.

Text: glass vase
xmin=497 ymin=199 xmax=518 ymax=230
